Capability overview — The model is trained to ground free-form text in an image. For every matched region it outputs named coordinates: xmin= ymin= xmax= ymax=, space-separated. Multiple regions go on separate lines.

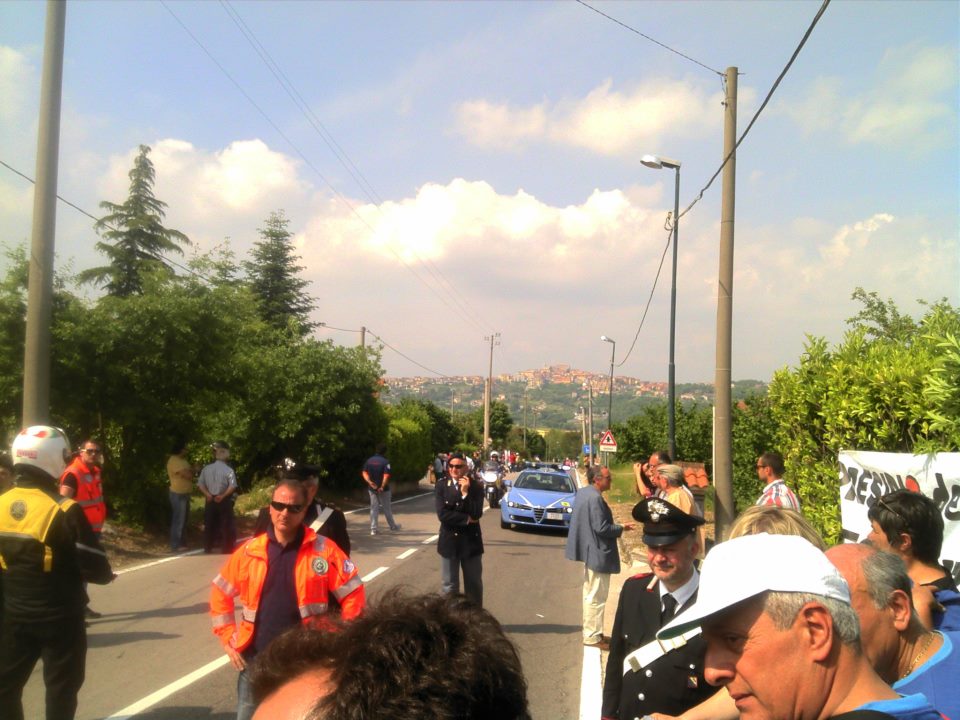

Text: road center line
xmin=362 ymin=566 xmax=390 ymax=582
xmin=422 ymin=534 xmax=439 ymax=544
xmin=396 ymin=548 xmax=417 ymax=560
xmin=104 ymin=655 xmax=230 ymax=720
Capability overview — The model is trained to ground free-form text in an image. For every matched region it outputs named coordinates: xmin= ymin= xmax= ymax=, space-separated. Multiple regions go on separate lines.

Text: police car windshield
xmin=515 ymin=473 xmax=575 ymax=493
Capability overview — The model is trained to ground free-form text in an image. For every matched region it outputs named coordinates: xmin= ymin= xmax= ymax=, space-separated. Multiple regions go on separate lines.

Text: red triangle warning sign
xmin=598 ymin=430 xmax=617 ymax=451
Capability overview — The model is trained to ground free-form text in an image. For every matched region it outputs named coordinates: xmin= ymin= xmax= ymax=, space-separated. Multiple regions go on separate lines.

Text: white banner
xmin=838 ymin=450 xmax=960 ymax=583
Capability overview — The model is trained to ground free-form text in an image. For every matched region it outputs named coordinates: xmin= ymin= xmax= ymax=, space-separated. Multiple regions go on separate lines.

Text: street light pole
xmin=600 ymin=336 xmax=616 ymax=428
xmin=641 ymin=154 xmax=681 ymax=460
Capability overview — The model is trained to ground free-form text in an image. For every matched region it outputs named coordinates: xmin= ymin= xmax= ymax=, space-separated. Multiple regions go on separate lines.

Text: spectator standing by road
xmin=754 ymin=450 xmax=800 ymax=509
xmin=198 ymin=440 xmax=237 ymax=554
xmin=565 ymin=465 xmax=633 ymax=649
xmin=60 ymin=439 xmax=106 ymax=618
xmin=166 ymin=439 xmax=194 ymax=553
xmin=362 ymin=443 xmax=400 ymax=536
xmin=435 ymin=452 xmax=484 ymax=606
xmin=867 ymin=489 xmax=960 ymax=630
xmin=210 ymin=478 xmax=365 ymax=720
xmin=0 ymin=426 xmax=115 ymax=720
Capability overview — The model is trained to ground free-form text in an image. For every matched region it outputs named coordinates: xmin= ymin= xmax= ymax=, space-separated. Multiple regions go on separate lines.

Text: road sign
xmin=598 ymin=430 xmax=617 ymax=452
xmin=582 ymin=444 xmax=592 ymax=455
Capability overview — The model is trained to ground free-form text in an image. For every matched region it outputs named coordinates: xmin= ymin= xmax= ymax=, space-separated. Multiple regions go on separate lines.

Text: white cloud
xmin=454 ymin=78 xmax=743 ymax=155
xmin=0 ymin=46 xmax=33 ymax=124
xmin=819 ymin=213 xmax=895 ymax=264
xmin=780 ymin=44 xmax=957 ymax=150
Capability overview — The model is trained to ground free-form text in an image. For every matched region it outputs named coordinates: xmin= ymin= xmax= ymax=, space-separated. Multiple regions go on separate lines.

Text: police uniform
xmin=601 ymin=497 xmax=718 ymax=720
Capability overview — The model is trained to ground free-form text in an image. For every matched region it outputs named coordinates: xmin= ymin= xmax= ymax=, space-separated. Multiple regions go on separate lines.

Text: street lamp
xmin=641 ymin=154 xmax=681 ymax=460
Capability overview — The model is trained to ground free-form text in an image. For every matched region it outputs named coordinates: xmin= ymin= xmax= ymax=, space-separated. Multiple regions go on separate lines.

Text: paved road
xmin=22 ymin=485 xmax=587 ymax=720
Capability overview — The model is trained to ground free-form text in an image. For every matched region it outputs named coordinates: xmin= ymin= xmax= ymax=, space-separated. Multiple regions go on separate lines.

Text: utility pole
xmin=522 ymin=389 xmax=528 ymax=452
xmin=360 ymin=326 xmax=366 ymax=348
xmin=714 ymin=66 xmax=739 ymax=540
xmin=587 ymin=385 xmax=594 ymax=466
xmin=579 ymin=406 xmax=586 ymax=447
xmin=482 ymin=333 xmax=500 ymax=451
xmin=22 ymin=0 xmax=66 ymax=426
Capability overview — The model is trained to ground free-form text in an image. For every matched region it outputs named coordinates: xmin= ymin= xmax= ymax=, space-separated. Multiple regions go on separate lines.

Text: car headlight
xmin=508 ymin=501 xmax=516 ymax=508
xmin=565 ymin=506 xmax=573 ymax=513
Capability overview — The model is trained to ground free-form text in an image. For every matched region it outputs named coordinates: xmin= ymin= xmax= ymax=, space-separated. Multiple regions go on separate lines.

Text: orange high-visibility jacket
xmin=60 ymin=457 xmax=106 ymax=533
xmin=210 ymin=528 xmax=365 ymax=652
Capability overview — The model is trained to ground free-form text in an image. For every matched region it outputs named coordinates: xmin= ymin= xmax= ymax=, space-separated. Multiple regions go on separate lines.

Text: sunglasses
xmin=877 ymin=496 xmax=910 ymax=529
xmin=270 ymin=500 xmax=304 ymax=514
xmin=448 ymin=463 xmax=466 ymax=469
xmin=83 ymin=448 xmax=100 ymax=455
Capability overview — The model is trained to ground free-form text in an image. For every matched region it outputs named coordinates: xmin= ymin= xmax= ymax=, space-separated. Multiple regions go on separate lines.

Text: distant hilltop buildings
xmin=386 ymin=364 xmax=671 ymax=398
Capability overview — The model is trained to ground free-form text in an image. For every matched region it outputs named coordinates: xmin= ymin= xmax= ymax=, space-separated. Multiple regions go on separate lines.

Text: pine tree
xmin=79 ymin=145 xmax=190 ymax=297
xmin=244 ymin=210 xmax=315 ymax=334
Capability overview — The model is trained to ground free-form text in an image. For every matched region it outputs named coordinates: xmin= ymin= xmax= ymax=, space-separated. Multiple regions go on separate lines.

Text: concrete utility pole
xmin=360 ymin=326 xmax=366 ymax=348
xmin=713 ymin=66 xmax=739 ymax=540
xmin=22 ymin=0 xmax=66 ymax=427
xmin=482 ymin=333 xmax=500 ymax=450
xmin=587 ymin=385 xmax=594 ymax=465
xmin=523 ymin=389 xmax=529 ymax=452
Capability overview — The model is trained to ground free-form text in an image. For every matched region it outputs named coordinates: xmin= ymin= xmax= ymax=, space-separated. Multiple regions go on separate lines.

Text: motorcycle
xmin=481 ymin=463 xmax=503 ymax=509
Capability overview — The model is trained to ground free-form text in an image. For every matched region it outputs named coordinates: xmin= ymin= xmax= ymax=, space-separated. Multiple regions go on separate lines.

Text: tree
xmin=244 ymin=210 xmax=315 ymax=335
xmin=768 ymin=292 xmax=960 ymax=542
xmin=79 ymin=145 xmax=190 ymax=297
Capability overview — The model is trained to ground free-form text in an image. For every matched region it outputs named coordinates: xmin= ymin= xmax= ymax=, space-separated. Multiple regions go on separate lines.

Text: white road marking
xmin=397 ymin=548 xmax=417 ymax=560
xmin=422 ymin=534 xmax=439 ymax=544
xmin=362 ymin=566 xmax=390 ymax=582
xmin=104 ymin=655 xmax=230 ymax=720
xmin=579 ymin=644 xmax=602 ymax=720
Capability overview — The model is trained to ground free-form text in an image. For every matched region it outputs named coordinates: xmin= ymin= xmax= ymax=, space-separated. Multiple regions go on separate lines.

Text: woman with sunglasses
xmin=867 ymin=489 xmax=960 ymax=631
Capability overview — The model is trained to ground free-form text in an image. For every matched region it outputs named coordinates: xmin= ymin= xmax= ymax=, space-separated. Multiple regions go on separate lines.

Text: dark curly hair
xmin=250 ymin=590 xmax=530 ymax=720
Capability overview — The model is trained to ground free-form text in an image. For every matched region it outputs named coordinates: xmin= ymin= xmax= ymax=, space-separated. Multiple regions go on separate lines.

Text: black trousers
xmin=204 ymin=497 xmax=236 ymax=553
xmin=0 ymin=613 xmax=87 ymax=720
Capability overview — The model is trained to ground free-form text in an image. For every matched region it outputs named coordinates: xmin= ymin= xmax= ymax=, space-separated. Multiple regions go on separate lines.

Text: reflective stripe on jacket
xmin=209 ymin=528 xmax=365 ymax=652
xmin=60 ymin=458 xmax=106 ymax=532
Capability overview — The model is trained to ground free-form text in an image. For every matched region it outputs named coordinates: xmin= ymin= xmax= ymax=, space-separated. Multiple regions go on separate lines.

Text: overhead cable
xmin=615 ymin=225 xmax=672 ymax=368
xmin=219 ymin=0 xmax=493 ymax=334
xmin=366 ymin=329 xmax=451 ymax=378
xmin=676 ymin=0 xmax=831 ymax=224
xmin=576 ymin=0 xmax=724 ymax=76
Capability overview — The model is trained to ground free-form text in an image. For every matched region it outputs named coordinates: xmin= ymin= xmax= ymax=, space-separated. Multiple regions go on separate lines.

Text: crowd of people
xmin=3 ymin=424 xmax=959 ymax=720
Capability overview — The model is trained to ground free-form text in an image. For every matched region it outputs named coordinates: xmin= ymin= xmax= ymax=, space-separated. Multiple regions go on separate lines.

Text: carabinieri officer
xmin=601 ymin=497 xmax=718 ymax=720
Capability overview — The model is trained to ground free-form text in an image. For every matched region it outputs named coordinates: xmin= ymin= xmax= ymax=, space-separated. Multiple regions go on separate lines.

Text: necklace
xmin=901 ymin=632 xmax=938 ymax=679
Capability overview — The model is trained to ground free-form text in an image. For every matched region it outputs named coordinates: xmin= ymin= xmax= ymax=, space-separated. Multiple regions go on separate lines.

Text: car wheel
xmin=500 ymin=518 xmax=509 ymax=529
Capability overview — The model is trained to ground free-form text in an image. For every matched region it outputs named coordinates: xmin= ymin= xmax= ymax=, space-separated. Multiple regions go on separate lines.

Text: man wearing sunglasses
xmin=211 ymin=478 xmax=365 ymax=720
xmin=754 ymin=450 xmax=800 ymax=510
xmin=60 ymin=439 xmax=108 ymax=619
xmin=436 ymin=452 xmax=485 ymax=606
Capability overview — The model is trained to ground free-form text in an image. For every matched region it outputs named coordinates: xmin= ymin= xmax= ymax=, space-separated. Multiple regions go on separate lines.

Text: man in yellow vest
xmin=0 ymin=426 xmax=115 ymax=720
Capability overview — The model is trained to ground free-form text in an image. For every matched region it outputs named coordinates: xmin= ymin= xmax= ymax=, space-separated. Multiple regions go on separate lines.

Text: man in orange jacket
xmin=60 ymin=439 xmax=107 ymax=619
xmin=210 ymin=478 xmax=364 ymax=720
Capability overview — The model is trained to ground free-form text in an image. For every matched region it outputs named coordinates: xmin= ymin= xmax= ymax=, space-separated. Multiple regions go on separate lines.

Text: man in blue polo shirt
xmin=362 ymin=444 xmax=400 ymax=536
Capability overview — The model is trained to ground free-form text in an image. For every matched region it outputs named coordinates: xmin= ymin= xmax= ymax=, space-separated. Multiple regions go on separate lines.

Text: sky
xmin=1 ymin=0 xmax=957 ymax=383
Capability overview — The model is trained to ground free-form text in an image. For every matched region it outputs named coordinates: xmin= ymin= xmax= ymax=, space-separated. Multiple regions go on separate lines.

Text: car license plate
xmin=546 ymin=511 xmax=563 ymax=520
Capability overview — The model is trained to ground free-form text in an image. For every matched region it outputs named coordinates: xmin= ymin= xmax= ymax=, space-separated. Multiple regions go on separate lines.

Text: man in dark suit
xmin=601 ymin=497 xmax=718 ymax=720
xmin=435 ymin=452 xmax=484 ymax=606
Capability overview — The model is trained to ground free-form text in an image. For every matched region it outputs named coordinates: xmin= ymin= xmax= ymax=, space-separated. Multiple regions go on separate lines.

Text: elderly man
xmin=827 ymin=544 xmax=959 ymax=718
xmin=198 ymin=440 xmax=238 ymax=554
xmin=602 ymin=497 xmax=715 ymax=720
xmin=210 ymin=478 xmax=365 ymax=720
xmin=565 ymin=465 xmax=634 ymax=649
xmin=659 ymin=533 xmax=941 ymax=720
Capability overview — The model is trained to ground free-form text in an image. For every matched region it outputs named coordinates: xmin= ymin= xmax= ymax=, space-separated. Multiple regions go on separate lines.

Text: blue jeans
xmin=169 ymin=491 xmax=190 ymax=550
xmin=368 ymin=488 xmax=398 ymax=531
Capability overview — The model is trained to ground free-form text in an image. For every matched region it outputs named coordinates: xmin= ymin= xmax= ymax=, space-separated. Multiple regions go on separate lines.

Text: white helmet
xmin=490 ymin=451 xmax=499 ymax=459
xmin=12 ymin=425 xmax=71 ymax=481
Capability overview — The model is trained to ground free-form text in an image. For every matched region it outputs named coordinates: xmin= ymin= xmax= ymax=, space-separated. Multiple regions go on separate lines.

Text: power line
xmin=676 ymin=0 xmax=831 ymax=224
xmin=366 ymin=329 xmax=451 ymax=378
xmin=161 ymin=1 xmax=491 ymax=334
xmin=218 ymin=0 xmax=493 ymax=335
xmin=576 ymin=0 xmax=723 ymax=76
xmin=0 ymin=158 xmax=217 ymax=286
xmin=615 ymin=0 xmax=831 ymax=368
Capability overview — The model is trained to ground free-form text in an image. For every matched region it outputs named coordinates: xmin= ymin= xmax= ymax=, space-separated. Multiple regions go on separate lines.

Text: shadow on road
xmin=87 ymin=631 xmax=179 ymax=648
xmin=89 ymin=602 xmax=210 ymax=625
xmin=500 ymin=622 xmax=580 ymax=634
xmin=106 ymin=708 xmax=234 ymax=720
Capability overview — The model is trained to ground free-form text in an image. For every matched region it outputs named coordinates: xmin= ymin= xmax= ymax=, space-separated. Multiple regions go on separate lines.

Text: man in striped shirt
xmin=755 ymin=451 xmax=800 ymax=510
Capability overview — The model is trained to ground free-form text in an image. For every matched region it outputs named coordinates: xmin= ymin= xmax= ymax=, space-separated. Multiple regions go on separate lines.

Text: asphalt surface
xmin=21 ymin=481 xmax=593 ymax=720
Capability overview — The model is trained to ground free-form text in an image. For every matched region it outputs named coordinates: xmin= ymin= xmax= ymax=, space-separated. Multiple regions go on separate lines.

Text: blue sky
xmin=1 ymin=0 xmax=957 ymax=382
